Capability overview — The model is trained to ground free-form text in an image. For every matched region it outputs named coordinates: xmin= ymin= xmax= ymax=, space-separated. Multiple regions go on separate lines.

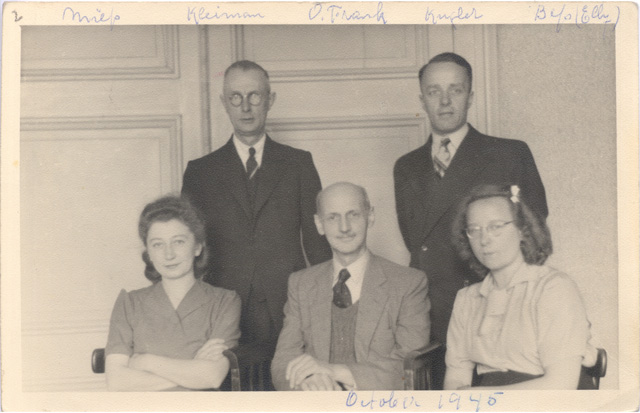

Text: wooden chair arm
xmin=403 ymin=341 xmax=445 ymax=390
xmin=92 ymin=348 xmax=105 ymax=374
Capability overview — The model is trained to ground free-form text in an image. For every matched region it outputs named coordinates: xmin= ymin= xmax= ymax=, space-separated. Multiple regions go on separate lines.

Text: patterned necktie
xmin=333 ymin=269 xmax=352 ymax=308
xmin=246 ymin=147 xmax=258 ymax=179
xmin=433 ymin=137 xmax=452 ymax=177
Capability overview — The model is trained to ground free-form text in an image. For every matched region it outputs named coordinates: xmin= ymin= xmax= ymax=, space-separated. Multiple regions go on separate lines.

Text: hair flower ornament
xmin=510 ymin=185 xmax=520 ymax=203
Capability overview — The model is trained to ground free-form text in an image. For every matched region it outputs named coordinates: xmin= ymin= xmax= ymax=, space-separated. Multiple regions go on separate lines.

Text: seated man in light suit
xmin=271 ymin=182 xmax=431 ymax=391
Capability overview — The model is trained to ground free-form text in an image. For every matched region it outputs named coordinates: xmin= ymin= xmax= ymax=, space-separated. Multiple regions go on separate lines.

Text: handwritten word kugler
xmin=187 ymin=6 xmax=265 ymax=24
xmin=425 ymin=6 xmax=483 ymax=28
xmin=534 ymin=3 xmax=620 ymax=34
xmin=308 ymin=2 xmax=387 ymax=24
xmin=62 ymin=7 xmax=120 ymax=30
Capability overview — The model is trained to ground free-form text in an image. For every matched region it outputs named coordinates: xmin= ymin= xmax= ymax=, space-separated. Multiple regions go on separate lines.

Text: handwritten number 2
xmin=12 ymin=10 xmax=23 ymax=22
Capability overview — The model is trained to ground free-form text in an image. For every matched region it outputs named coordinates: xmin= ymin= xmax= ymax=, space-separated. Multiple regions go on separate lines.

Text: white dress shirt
xmin=233 ymin=134 xmax=266 ymax=173
xmin=432 ymin=123 xmax=469 ymax=162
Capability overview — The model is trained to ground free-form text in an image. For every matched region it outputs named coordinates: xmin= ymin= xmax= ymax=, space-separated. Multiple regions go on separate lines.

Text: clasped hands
xmin=128 ymin=338 xmax=229 ymax=370
xmin=285 ymin=354 xmax=342 ymax=391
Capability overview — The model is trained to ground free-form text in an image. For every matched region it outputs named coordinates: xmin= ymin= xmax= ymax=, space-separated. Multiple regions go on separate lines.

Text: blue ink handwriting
xmin=62 ymin=7 xmax=120 ymax=30
xmin=187 ymin=6 xmax=265 ymax=24
xmin=534 ymin=3 xmax=620 ymax=35
xmin=438 ymin=392 xmax=503 ymax=412
xmin=425 ymin=6 xmax=483 ymax=28
xmin=346 ymin=390 xmax=420 ymax=409
xmin=309 ymin=2 xmax=387 ymax=24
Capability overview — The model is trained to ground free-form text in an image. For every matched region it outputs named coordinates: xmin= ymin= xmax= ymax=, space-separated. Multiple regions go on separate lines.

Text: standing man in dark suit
xmin=182 ymin=61 xmax=332 ymax=368
xmin=394 ymin=52 xmax=548 ymax=351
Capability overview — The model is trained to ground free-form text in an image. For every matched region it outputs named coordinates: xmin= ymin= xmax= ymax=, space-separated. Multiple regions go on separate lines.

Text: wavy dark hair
xmin=138 ymin=195 xmax=208 ymax=283
xmin=451 ymin=184 xmax=552 ymax=278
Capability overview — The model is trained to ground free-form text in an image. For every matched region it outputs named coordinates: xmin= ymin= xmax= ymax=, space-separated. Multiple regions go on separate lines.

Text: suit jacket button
xmin=421 ymin=245 xmax=428 ymax=252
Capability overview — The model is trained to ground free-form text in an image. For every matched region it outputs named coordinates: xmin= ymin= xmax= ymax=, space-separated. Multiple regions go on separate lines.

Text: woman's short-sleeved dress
xmin=106 ymin=279 xmax=241 ymax=361
xmin=445 ymin=264 xmax=597 ymax=386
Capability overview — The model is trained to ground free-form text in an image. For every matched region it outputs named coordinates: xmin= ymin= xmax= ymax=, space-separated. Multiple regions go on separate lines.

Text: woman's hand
xmin=128 ymin=353 xmax=151 ymax=371
xmin=194 ymin=338 xmax=228 ymax=362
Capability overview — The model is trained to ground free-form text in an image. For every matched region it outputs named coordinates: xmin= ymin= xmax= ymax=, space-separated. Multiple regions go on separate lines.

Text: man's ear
xmin=195 ymin=243 xmax=203 ymax=257
xmin=367 ymin=207 xmax=375 ymax=228
xmin=419 ymin=95 xmax=427 ymax=113
xmin=466 ymin=90 xmax=475 ymax=110
xmin=314 ymin=214 xmax=325 ymax=236
xmin=267 ymin=92 xmax=277 ymax=110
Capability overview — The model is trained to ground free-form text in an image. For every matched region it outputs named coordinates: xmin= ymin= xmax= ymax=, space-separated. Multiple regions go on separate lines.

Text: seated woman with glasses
xmin=444 ymin=184 xmax=596 ymax=390
xmin=105 ymin=195 xmax=240 ymax=391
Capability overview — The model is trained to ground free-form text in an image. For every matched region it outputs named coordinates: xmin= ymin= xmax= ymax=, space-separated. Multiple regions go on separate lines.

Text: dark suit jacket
xmin=271 ymin=254 xmax=431 ymax=391
xmin=393 ymin=125 xmax=547 ymax=343
xmin=182 ymin=136 xmax=331 ymax=336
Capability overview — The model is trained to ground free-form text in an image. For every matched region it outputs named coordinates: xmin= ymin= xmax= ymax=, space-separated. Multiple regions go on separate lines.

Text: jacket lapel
xmin=421 ymin=126 xmax=490 ymax=238
xmin=354 ymin=256 xmax=389 ymax=361
xmin=309 ymin=261 xmax=333 ymax=362
xmin=219 ymin=137 xmax=253 ymax=221
xmin=408 ymin=142 xmax=436 ymax=214
xmin=252 ymin=136 xmax=288 ymax=217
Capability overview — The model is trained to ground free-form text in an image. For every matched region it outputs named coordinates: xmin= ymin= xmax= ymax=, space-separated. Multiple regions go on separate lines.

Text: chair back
xmin=92 ymin=348 xmax=105 ymax=374
xmin=578 ymin=348 xmax=607 ymax=390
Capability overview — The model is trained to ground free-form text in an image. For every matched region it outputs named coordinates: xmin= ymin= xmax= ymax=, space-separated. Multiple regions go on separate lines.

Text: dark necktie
xmin=333 ymin=269 xmax=352 ymax=308
xmin=246 ymin=147 xmax=258 ymax=179
xmin=433 ymin=137 xmax=451 ymax=177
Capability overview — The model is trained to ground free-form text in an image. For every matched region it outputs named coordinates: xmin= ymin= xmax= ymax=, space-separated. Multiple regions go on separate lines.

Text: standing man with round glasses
xmin=182 ymin=61 xmax=331 ymax=386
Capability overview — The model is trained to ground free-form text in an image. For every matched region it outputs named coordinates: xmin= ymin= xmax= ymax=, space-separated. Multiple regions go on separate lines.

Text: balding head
xmin=316 ymin=182 xmax=371 ymax=216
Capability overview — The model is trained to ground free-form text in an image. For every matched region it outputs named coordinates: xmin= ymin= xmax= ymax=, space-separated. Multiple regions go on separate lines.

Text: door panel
xmin=20 ymin=26 xmax=205 ymax=391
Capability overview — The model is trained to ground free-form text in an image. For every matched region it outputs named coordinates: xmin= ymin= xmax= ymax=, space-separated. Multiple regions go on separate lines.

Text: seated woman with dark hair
xmin=444 ymin=184 xmax=596 ymax=390
xmin=105 ymin=195 xmax=241 ymax=391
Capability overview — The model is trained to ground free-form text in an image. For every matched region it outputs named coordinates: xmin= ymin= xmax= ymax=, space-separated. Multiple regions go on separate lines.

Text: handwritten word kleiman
xmin=187 ymin=6 xmax=265 ymax=24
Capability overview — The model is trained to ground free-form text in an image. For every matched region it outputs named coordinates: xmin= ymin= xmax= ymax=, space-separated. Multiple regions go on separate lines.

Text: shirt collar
xmin=232 ymin=134 xmax=266 ymax=165
xmin=432 ymin=123 xmax=469 ymax=152
xmin=478 ymin=263 xmax=541 ymax=297
xmin=332 ymin=249 xmax=370 ymax=285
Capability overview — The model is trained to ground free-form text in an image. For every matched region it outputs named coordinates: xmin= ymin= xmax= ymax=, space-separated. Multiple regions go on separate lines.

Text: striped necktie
xmin=433 ymin=137 xmax=451 ymax=177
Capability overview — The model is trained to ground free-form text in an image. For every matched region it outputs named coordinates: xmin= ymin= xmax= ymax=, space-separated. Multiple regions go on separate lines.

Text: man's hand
xmin=286 ymin=354 xmax=334 ymax=389
xmin=299 ymin=373 xmax=342 ymax=391
xmin=194 ymin=338 xmax=228 ymax=361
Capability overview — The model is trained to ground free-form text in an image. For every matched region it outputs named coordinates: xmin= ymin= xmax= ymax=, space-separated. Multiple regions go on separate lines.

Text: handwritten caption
xmin=187 ymin=6 xmax=265 ymax=24
xmin=345 ymin=390 xmax=504 ymax=411
xmin=425 ymin=6 xmax=483 ymax=28
xmin=534 ymin=3 xmax=620 ymax=34
xmin=62 ymin=7 xmax=120 ymax=30
xmin=309 ymin=2 xmax=387 ymax=24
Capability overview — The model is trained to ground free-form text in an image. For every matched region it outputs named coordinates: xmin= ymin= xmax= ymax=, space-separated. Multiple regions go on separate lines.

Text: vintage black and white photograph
xmin=2 ymin=1 xmax=638 ymax=411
